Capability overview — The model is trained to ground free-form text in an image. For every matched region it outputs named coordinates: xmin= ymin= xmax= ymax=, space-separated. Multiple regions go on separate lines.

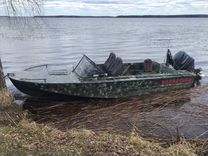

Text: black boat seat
xmin=111 ymin=57 xmax=123 ymax=76
xmin=104 ymin=53 xmax=124 ymax=76
xmin=104 ymin=52 xmax=116 ymax=70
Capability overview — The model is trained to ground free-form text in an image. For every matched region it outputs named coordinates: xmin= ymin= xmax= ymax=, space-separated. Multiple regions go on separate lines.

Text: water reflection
xmin=22 ymin=86 xmax=208 ymax=142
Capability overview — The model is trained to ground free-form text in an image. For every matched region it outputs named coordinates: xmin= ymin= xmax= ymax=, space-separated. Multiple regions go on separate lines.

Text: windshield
xmin=73 ymin=55 xmax=105 ymax=78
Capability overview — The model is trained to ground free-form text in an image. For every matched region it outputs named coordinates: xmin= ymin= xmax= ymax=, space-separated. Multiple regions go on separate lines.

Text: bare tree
xmin=4 ymin=0 xmax=42 ymax=16
xmin=0 ymin=58 xmax=14 ymax=108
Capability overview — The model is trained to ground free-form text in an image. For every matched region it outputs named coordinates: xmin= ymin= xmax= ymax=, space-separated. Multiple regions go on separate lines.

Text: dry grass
xmin=0 ymin=89 xmax=14 ymax=108
xmin=23 ymin=88 xmax=201 ymax=142
xmin=0 ymin=105 xmax=199 ymax=156
xmin=1 ymin=86 xmax=208 ymax=155
xmin=16 ymin=86 xmax=208 ymax=155
xmin=24 ymin=89 xmax=193 ymax=131
xmin=0 ymin=118 xmax=197 ymax=156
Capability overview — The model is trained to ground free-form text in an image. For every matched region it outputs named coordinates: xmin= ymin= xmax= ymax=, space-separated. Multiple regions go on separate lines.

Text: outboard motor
xmin=173 ymin=51 xmax=195 ymax=72
xmin=166 ymin=49 xmax=202 ymax=82
xmin=166 ymin=49 xmax=194 ymax=72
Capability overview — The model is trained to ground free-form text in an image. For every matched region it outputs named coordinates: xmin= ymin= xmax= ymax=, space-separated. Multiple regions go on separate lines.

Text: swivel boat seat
xmin=104 ymin=53 xmax=124 ymax=76
xmin=104 ymin=53 xmax=116 ymax=73
xmin=111 ymin=57 xmax=124 ymax=76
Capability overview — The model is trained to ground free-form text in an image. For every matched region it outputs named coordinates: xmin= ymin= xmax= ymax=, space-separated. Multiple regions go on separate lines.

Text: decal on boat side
xmin=161 ymin=78 xmax=193 ymax=85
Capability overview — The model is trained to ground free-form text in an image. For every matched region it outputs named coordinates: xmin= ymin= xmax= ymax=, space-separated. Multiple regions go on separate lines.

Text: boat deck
xmin=9 ymin=63 xmax=196 ymax=84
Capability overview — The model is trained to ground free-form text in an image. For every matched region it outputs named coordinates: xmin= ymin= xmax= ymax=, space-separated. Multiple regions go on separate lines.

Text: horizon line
xmin=2 ymin=14 xmax=208 ymax=18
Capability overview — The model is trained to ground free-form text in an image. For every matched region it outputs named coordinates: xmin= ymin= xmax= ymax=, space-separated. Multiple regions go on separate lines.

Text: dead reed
xmin=20 ymin=86 xmax=208 ymax=155
xmin=0 ymin=117 xmax=197 ymax=156
xmin=0 ymin=88 xmax=14 ymax=108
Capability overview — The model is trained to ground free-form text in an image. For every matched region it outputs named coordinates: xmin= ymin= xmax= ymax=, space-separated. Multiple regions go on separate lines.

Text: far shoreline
xmin=36 ymin=14 xmax=208 ymax=18
xmin=1 ymin=14 xmax=208 ymax=18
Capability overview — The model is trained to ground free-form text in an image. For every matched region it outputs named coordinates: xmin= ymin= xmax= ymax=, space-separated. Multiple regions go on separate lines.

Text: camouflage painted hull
xmin=8 ymin=64 xmax=197 ymax=98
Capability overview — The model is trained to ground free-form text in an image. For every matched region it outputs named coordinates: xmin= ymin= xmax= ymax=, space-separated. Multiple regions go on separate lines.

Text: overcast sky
xmin=1 ymin=0 xmax=208 ymax=16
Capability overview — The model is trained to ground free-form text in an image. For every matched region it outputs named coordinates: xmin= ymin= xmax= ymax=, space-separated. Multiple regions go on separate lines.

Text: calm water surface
xmin=0 ymin=17 xmax=208 ymax=140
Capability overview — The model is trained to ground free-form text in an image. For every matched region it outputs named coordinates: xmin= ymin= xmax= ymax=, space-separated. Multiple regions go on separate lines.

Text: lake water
xmin=0 ymin=17 xmax=208 ymax=141
xmin=1 ymin=17 xmax=208 ymax=75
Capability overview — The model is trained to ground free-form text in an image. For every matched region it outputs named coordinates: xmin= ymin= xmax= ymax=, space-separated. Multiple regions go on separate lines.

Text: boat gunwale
xmin=9 ymin=72 xmax=196 ymax=85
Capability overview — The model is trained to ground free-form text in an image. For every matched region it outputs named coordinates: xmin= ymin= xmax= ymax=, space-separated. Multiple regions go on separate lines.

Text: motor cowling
xmin=166 ymin=50 xmax=202 ymax=83
xmin=172 ymin=51 xmax=195 ymax=72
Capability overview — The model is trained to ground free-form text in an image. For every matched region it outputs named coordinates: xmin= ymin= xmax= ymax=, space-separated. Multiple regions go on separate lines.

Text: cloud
xmin=191 ymin=1 xmax=208 ymax=8
xmin=43 ymin=0 xmax=140 ymax=15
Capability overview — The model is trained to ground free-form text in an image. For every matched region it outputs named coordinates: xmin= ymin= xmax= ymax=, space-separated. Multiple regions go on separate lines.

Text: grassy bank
xmin=0 ymin=104 xmax=201 ymax=156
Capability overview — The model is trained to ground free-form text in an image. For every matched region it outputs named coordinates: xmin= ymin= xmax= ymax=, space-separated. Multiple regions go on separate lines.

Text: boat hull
xmin=10 ymin=76 xmax=195 ymax=98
